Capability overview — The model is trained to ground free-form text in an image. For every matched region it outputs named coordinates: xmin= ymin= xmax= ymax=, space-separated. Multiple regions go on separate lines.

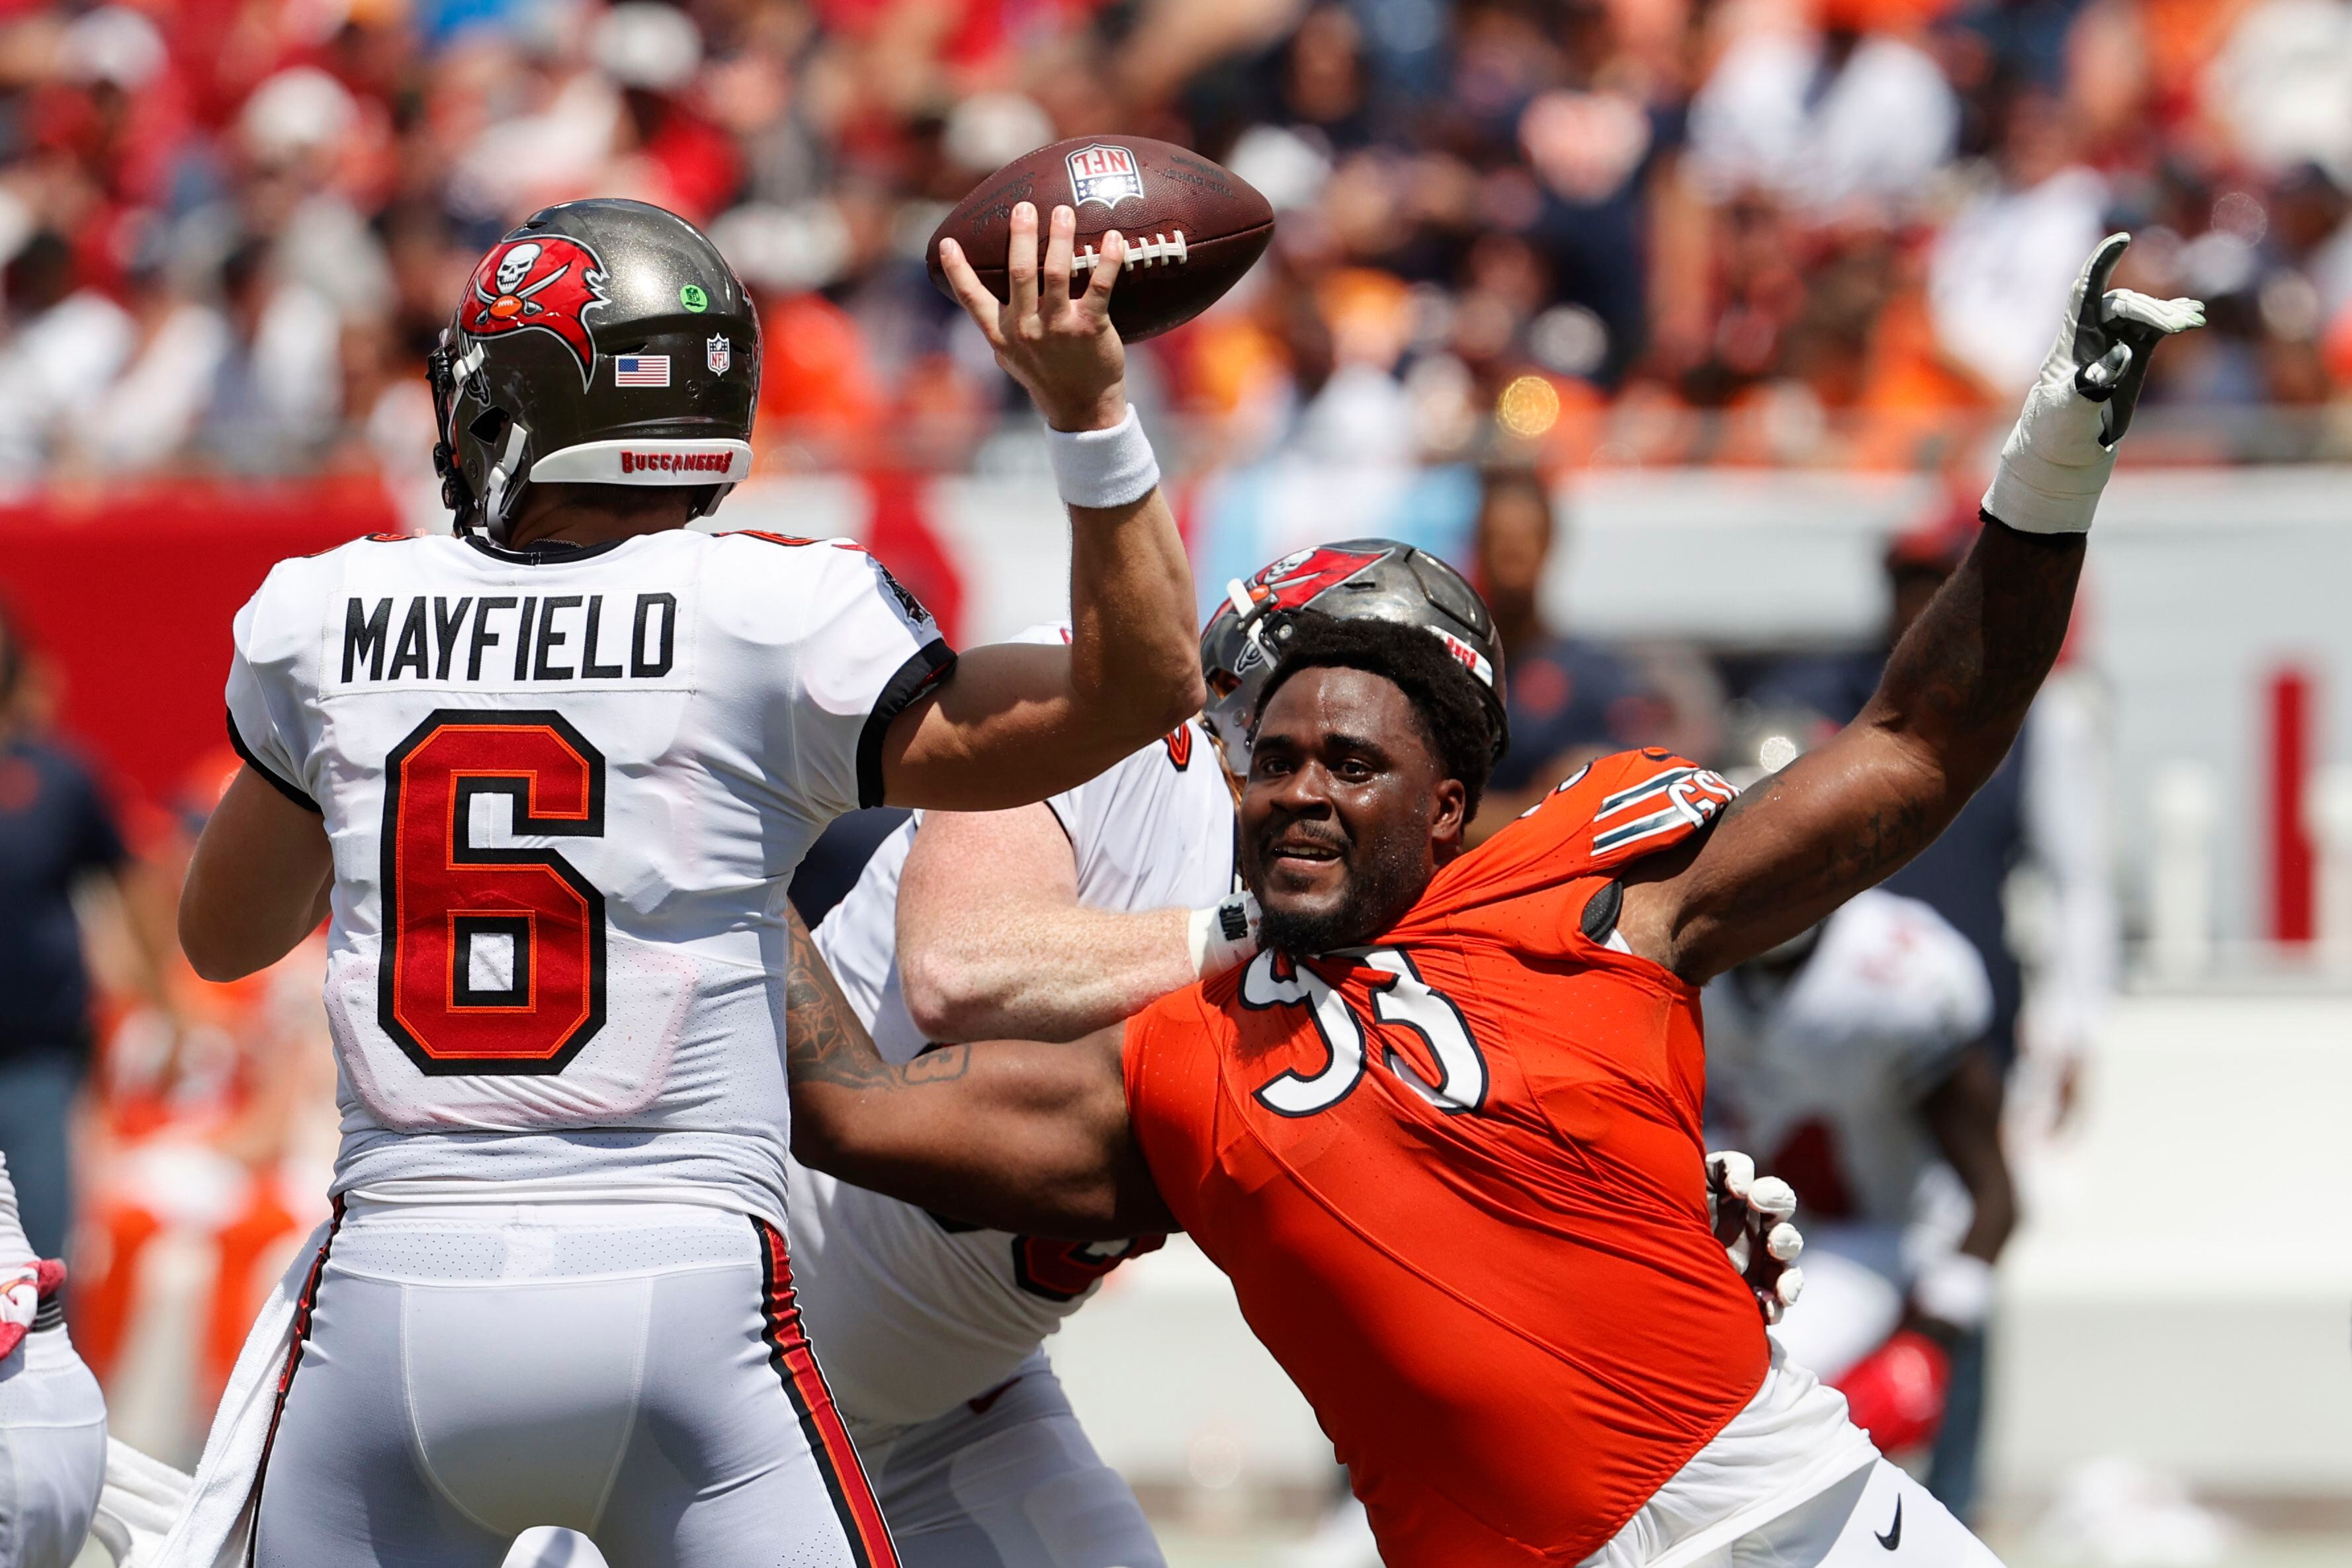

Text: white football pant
xmin=252 ymin=1199 xmax=896 ymax=1568
xmin=0 ymin=1321 xmax=107 ymax=1568
xmin=858 ymin=1353 xmax=1162 ymax=1568
xmin=1661 ymin=1458 xmax=2003 ymax=1567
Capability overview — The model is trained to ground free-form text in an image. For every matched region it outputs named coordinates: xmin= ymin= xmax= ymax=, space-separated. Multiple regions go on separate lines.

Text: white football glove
xmin=1982 ymin=232 xmax=2204 ymax=536
xmin=1708 ymin=1151 xmax=1804 ymax=1325
xmin=1188 ymin=891 xmax=1262 ymax=977
xmin=0 ymin=1256 xmax=63 ymax=1360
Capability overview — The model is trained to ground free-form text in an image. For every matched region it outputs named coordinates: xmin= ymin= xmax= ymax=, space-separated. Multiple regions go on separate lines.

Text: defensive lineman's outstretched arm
xmin=1622 ymin=236 xmax=2202 ymax=984
xmin=876 ymin=203 xmax=1204 ymax=811
xmin=784 ymin=906 xmax=1173 ymax=1240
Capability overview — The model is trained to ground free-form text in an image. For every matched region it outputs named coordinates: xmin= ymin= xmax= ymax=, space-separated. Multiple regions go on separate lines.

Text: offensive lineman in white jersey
xmin=786 ymin=546 xmax=1804 ymax=1568
xmin=789 ymin=627 xmax=1241 ymax=1567
xmin=167 ymin=196 xmax=1204 ymax=1567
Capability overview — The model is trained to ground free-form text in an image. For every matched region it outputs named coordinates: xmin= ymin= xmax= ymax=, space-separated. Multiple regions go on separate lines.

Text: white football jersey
xmin=1702 ymin=889 xmax=1992 ymax=1229
xmin=791 ymin=644 xmax=1235 ymax=1430
xmin=225 ymin=529 xmax=951 ymax=1227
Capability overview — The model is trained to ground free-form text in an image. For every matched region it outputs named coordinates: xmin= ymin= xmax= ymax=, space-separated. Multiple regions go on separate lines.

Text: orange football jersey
xmin=1124 ymin=750 xmax=1766 ymax=1565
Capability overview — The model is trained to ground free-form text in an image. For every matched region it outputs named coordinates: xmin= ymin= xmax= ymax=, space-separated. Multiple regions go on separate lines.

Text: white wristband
xmin=1911 ymin=1251 xmax=1996 ymax=1331
xmin=1187 ymin=893 xmax=1261 ymax=978
xmin=1046 ymin=404 xmax=1160 ymax=510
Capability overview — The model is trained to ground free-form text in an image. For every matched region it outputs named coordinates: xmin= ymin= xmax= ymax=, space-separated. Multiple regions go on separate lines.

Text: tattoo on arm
xmin=785 ymin=906 xmax=969 ymax=1090
xmin=1704 ymin=787 xmax=1935 ymax=920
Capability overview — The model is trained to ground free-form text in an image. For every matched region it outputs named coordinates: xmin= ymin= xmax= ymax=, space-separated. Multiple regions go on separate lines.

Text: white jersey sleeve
xmin=715 ymin=534 xmax=954 ymax=817
xmin=1809 ymin=891 xmax=1994 ymax=1096
xmin=225 ymin=554 xmax=339 ymax=809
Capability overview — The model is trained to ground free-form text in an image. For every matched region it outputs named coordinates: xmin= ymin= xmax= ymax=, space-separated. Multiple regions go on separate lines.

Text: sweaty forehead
xmin=1258 ymin=665 xmax=1426 ymax=754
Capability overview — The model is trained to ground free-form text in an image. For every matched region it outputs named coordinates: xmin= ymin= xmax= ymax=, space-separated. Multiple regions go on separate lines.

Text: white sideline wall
xmin=1987 ymin=987 xmax=2352 ymax=1499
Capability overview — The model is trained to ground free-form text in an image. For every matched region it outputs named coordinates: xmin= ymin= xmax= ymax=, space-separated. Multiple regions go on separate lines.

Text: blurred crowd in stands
xmin=1 ymin=0 xmax=2351 ymax=490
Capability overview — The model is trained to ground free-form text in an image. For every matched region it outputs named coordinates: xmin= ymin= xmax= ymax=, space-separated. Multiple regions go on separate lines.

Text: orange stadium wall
xmin=0 ymin=480 xmax=397 ymax=808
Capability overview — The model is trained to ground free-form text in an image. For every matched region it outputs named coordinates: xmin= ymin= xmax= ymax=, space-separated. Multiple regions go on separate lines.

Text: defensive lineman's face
xmin=1240 ymin=666 xmax=1466 ymax=955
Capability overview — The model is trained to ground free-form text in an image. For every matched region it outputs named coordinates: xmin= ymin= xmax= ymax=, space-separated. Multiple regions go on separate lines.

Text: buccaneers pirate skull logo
xmin=460 ymin=236 xmax=611 ymax=386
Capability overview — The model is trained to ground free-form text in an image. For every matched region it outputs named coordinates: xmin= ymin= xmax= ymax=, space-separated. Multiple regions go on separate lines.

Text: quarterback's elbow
xmin=177 ymin=906 xmax=263 ymax=985
xmin=1147 ymin=669 xmax=1209 ymax=738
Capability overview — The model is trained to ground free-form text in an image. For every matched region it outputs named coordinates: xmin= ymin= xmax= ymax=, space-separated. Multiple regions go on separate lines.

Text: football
xmin=928 ymin=136 xmax=1275 ymax=342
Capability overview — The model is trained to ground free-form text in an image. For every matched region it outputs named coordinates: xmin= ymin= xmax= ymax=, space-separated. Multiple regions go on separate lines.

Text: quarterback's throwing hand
xmin=938 ymin=202 xmax=1129 ymax=433
xmin=1708 ymin=1151 xmax=1804 ymax=1325
xmin=1982 ymin=232 xmax=2204 ymax=535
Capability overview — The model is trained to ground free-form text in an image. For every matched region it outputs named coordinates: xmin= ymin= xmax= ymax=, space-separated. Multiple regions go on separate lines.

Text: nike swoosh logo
xmin=966 ymin=1377 xmax=1020 ymax=1416
xmin=1876 ymin=1496 xmax=1903 ymax=1551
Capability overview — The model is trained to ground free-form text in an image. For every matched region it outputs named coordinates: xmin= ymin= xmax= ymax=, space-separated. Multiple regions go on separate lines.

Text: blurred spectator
xmin=1928 ymin=85 xmax=2107 ymax=394
xmin=1686 ymin=0 xmax=1959 ymax=224
xmin=0 ymin=602 xmax=148 ymax=1260
xmin=0 ymin=0 xmax=2325 ymax=488
xmin=0 ymin=230 xmax=132 ymax=472
xmin=187 ymin=236 xmax=342 ymax=473
xmin=1470 ymin=466 xmax=1665 ymax=820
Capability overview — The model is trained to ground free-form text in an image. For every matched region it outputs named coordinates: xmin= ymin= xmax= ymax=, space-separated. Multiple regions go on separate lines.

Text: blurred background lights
xmin=1496 ymin=374 xmax=1560 ymax=439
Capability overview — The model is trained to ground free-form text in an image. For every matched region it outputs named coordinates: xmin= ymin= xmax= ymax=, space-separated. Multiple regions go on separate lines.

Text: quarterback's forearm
xmin=1067 ymin=483 xmax=1205 ymax=746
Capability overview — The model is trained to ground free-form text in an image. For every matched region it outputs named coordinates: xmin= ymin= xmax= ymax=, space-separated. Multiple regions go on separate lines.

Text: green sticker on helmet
xmin=681 ymin=283 xmax=709 ymax=313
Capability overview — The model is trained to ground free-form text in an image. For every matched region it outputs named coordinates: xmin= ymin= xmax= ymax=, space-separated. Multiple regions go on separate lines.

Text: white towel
xmin=149 ymin=1218 xmax=326 ymax=1568
xmin=89 ymin=1440 xmax=195 ymax=1567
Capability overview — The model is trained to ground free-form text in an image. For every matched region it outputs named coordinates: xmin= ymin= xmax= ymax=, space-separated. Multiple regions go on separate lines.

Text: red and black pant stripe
xmin=754 ymin=1217 xmax=898 ymax=1567
xmin=247 ymin=1195 xmax=345 ymax=1549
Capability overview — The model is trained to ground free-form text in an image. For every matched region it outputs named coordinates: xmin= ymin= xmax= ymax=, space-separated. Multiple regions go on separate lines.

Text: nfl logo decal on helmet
xmin=1065 ymin=144 xmax=1146 ymax=208
xmin=708 ymin=335 xmax=730 ymax=374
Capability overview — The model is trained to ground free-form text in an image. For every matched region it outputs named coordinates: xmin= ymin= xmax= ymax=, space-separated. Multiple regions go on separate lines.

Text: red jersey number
xmin=1012 ymin=1233 xmax=1166 ymax=1301
xmin=378 ymin=710 xmax=607 ymax=1075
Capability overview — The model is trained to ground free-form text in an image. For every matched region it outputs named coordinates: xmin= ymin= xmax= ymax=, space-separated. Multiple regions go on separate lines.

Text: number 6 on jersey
xmin=379 ymin=710 xmax=609 ymax=1074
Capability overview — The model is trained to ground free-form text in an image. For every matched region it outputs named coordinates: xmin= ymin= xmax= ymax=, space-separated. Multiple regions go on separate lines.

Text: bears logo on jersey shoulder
xmin=460 ymin=236 xmax=612 ymax=386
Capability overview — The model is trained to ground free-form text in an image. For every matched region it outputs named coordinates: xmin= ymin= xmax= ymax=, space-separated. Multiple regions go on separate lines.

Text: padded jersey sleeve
xmin=1436 ymin=748 xmax=1739 ymax=916
xmin=1390 ymin=748 xmax=1741 ymax=977
xmin=224 ymin=559 xmax=323 ymax=812
xmin=733 ymin=535 xmax=956 ymax=817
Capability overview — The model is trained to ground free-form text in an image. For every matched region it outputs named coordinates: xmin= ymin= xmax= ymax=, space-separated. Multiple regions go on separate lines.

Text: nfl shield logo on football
xmin=1065 ymin=144 xmax=1145 ymax=208
xmin=707 ymin=335 xmax=730 ymax=374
